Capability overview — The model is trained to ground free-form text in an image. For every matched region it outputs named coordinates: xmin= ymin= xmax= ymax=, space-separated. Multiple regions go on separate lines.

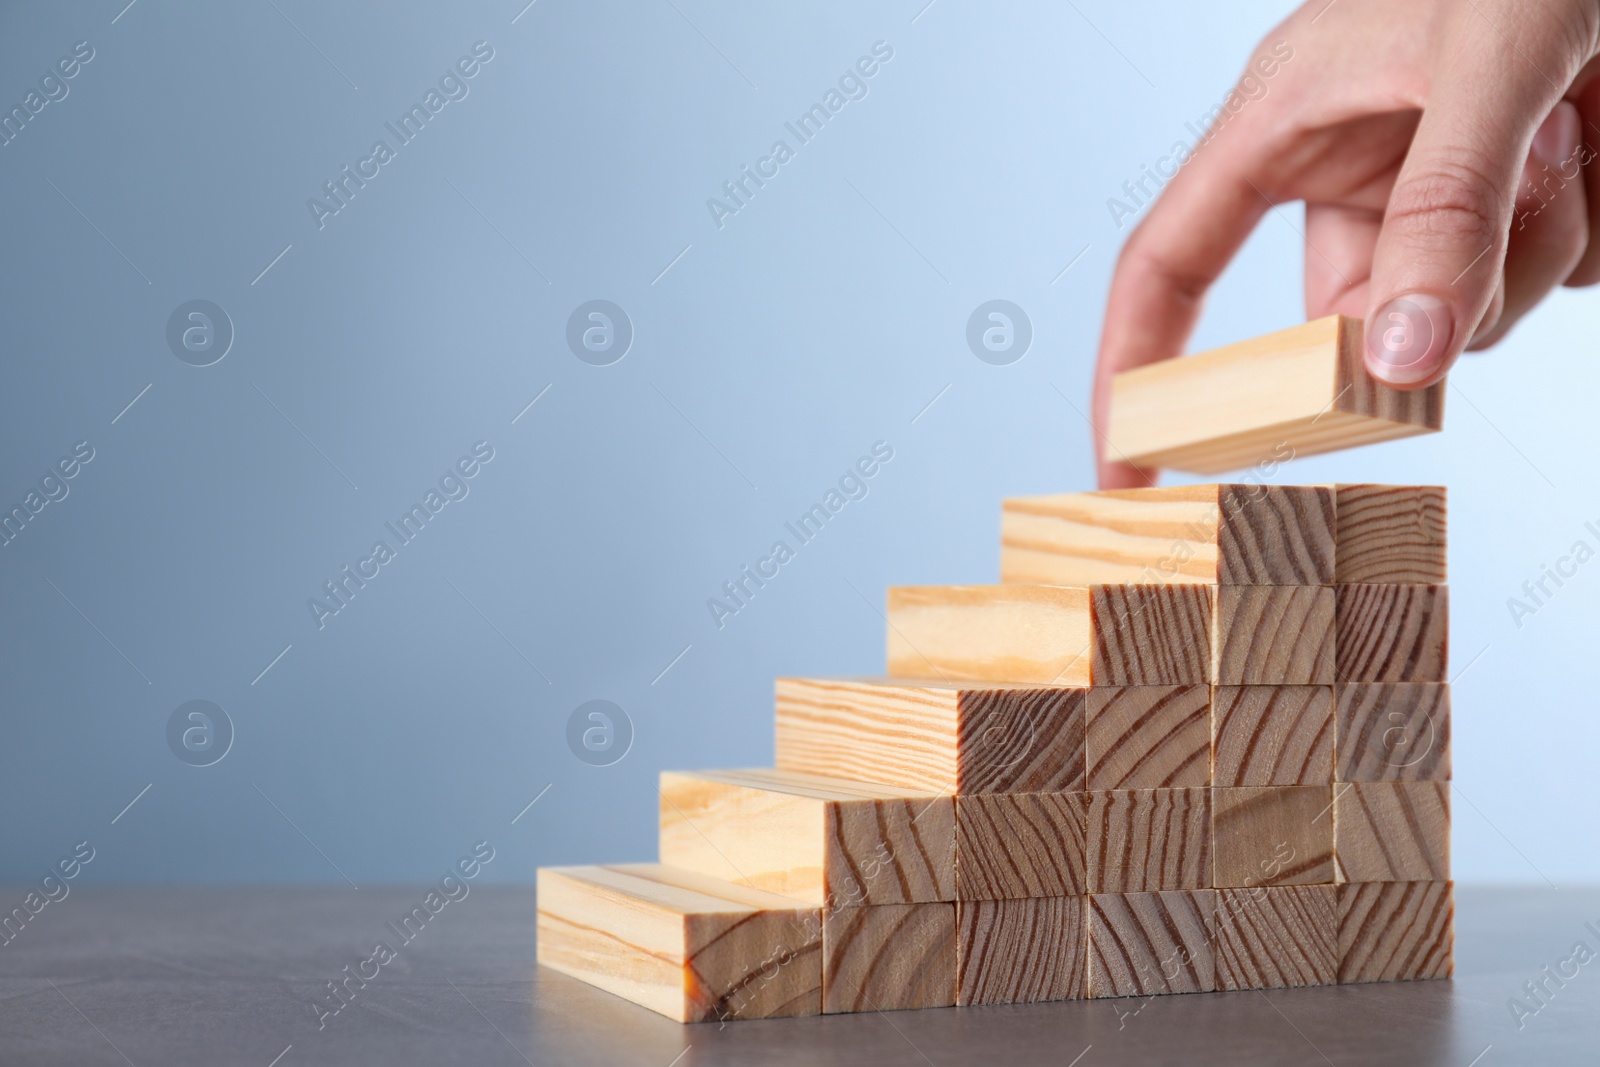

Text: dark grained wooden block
xmin=1333 ymin=484 xmax=1447 ymax=584
xmin=1091 ymin=584 xmax=1215 ymax=685
xmin=955 ymin=792 xmax=1085 ymax=899
xmin=1335 ymin=683 xmax=1450 ymax=781
xmin=957 ymin=897 xmax=1086 ymax=1005
xmin=1088 ymin=890 xmax=1216 ymax=996
xmin=1334 ymin=782 xmax=1449 ymax=883
xmin=1214 ymin=885 xmax=1336 ymax=989
xmin=1337 ymin=880 xmax=1454 ymax=983
xmin=1087 ymin=685 xmax=1211 ymax=789
xmin=1214 ymin=586 xmax=1335 ymax=684
xmin=1088 ymin=788 xmax=1211 ymax=893
xmin=1212 ymin=685 xmax=1334 ymax=786
xmin=1335 ymin=584 xmax=1448 ymax=683
xmin=1212 ymin=786 xmax=1334 ymax=888
xmin=823 ymin=902 xmax=955 ymax=1013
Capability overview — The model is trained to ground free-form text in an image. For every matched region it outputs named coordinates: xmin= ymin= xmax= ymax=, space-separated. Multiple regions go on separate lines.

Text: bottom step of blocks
xmin=824 ymin=903 xmax=956 ymax=1013
xmin=1338 ymin=880 xmax=1454 ymax=983
xmin=958 ymin=897 xmax=1086 ymax=1005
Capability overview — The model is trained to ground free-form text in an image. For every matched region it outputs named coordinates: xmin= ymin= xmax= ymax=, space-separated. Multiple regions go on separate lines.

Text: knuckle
xmin=1385 ymin=156 xmax=1506 ymax=244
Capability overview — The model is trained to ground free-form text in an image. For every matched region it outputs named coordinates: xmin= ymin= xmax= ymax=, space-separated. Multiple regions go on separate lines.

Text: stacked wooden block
xmin=537 ymin=483 xmax=1453 ymax=1021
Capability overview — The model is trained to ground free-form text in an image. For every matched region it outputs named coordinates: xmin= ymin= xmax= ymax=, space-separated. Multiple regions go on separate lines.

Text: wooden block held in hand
xmin=774 ymin=677 xmax=1086 ymax=794
xmin=1338 ymin=880 xmax=1454 ymax=983
xmin=1088 ymin=788 xmax=1211 ymax=892
xmin=1214 ymin=586 xmax=1335 ymax=684
xmin=958 ymin=897 xmax=1086 ymax=1005
xmin=823 ymin=902 xmax=955 ymax=1013
xmin=1088 ymin=890 xmax=1216 ymax=997
xmin=536 ymin=864 xmax=822 ymax=1022
xmin=1335 ymin=584 xmax=1449 ymax=682
xmin=1336 ymin=683 xmax=1450 ymax=781
xmin=1212 ymin=686 xmax=1334 ymax=786
xmin=1334 ymin=484 xmax=1447 ymax=584
xmin=1087 ymin=685 xmax=1211 ymax=789
xmin=886 ymin=584 xmax=1212 ymax=686
xmin=1000 ymin=484 xmax=1336 ymax=586
xmin=659 ymin=769 xmax=954 ymax=907
xmin=1214 ymin=885 xmax=1336 ymax=990
xmin=1107 ymin=315 xmax=1444 ymax=475
xmin=955 ymin=792 xmax=1085 ymax=899
xmin=1334 ymin=782 xmax=1450 ymax=882
xmin=1212 ymin=786 xmax=1334 ymax=887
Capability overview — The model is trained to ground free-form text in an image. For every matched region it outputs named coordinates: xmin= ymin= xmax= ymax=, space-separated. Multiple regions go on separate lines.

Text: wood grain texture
xmin=1337 ymin=880 xmax=1454 ymax=983
xmin=1213 ymin=886 xmax=1336 ymax=990
xmin=1333 ymin=484 xmax=1447 ymax=584
xmin=1087 ymin=685 xmax=1211 ymax=789
xmin=1214 ymin=586 xmax=1335 ymax=684
xmin=774 ymin=677 xmax=1086 ymax=795
xmin=658 ymin=769 xmax=955 ymax=908
xmin=822 ymin=902 xmax=955 ymax=1013
xmin=1335 ymin=584 xmax=1449 ymax=683
xmin=886 ymin=584 xmax=1212 ymax=686
xmin=999 ymin=484 xmax=1335 ymax=586
xmin=1334 ymin=782 xmax=1450 ymax=883
xmin=1212 ymin=686 xmax=1334 ymax=786
xmin=1088 ymin=788 xmax=1211 ymax=893
xmin=1212 ymin=786 xmax=1335 ymax=887
xmin=1336 ymin=683 xmax=1451 ymax=782
xmin=957 ymin=897 xmax=1086 ymax=1005
xmin=1088 ymin=890 xmax=1217 ymax=997
xmin=536 ymin=864 xmax=822 ymax=1022
xmin=954 ymin=792 xmax=1085 ymax=899
xmin=1107 ymin=316 xmax=1444 ymax=475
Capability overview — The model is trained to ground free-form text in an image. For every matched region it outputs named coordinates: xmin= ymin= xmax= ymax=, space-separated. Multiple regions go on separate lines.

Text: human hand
xmin=1093 ymin=0 xmax=1600 ymax=488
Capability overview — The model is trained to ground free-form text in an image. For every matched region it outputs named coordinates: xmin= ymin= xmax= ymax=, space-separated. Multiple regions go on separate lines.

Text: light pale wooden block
xmin=1088 ymin=890 xmax=1216 ymax=997
xmin=1214 ymin=885 xmax=1336 ymax=990
xmin=658 ymin=769 xmax=954 ymax=907
xmin=822 ymin=902 xmax=955 ymax=1013
xmin=1001 ymin=484 xmax=1335 ymax=586
xmin=1087 ymin=685 xmax=1210 ymax=789
xmin=1337 ymin=880 xmax=1454 ymax=983
xmin=954 ymin=792 xmax=1085 ymax=899
xmin=1212 ymin=786 xmax=1334 ymax=887
xmin=1087 ymin=788 xmax=1211 ymax=893
xmin=1212 ymin=686 xmax=1334 ymax=786
xmin=1107 ymin=315 xmax=1444 ymax=475
xmin=1214 ymin=586 xmax=1335 ymax=684
xmin=1336 ymin=683 xmax=1450 ymax=781
xmin=1334 ymin=484 xmax=1447 ymax=584
xmin=774 ymin=677 xmax=1086 ymax=794
xmin=1334 ymin=782 xmax=1450 ymax=883
xmin=886 ymin=584 xmax=1213 ymax=686
xmin=1335 ymin=584 xmax=1449 ymax=682
xmin=536 ymin=864 xmax=822 ymax=1022
xmin=957 ymin=897 xmax=1086 ymax=1005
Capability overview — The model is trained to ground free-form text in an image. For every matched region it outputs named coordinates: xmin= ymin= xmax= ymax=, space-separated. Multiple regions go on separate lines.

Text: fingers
xmin=1560 ymin=74 xmax=1600 ymax=287
xmin=1363 ymin=15 xmax=1584 ymax=387
xmin=1304 ymin=201 xmax=1381 ymax=318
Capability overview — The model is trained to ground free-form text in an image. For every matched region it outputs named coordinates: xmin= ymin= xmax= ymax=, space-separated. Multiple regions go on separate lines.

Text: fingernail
xmin=1366 ymin=294 xmax=1454 ymax=384
xmin=1532 ymin=102 xmax=1581 ymax=170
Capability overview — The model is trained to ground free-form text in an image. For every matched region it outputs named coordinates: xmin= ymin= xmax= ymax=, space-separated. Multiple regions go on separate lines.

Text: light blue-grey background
xmin=0 ymin=0 xmax=1591 ymax=888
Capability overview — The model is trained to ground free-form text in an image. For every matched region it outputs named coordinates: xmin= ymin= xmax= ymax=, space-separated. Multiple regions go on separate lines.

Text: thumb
xmin=1364 ymin=23 xmax=1581 ymax=387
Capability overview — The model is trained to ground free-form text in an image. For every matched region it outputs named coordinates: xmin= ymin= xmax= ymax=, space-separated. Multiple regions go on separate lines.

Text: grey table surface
xmin=0 ymin=885 xmax=1594 ymax=1066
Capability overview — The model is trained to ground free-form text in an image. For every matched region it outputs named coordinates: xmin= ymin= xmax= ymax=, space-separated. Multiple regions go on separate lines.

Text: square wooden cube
xmin=1333 ymin=484 xmax=1447 ymax=584
xmin=1337 ymin=880 xmax=1454 ymax=983
xmin=1087 ymin=685 xmax=1211 ymax=789
xmin=1214 ymin=885 xmax=1337 ymax=989
xmin=1334 ymin=782 xmax=1450 ymax=882
xmin=1213 ymin=586 xmax=1335 ymax=684
xmin=823 ymin=902 xmax=956 ymax=1013
xmin=1335 ymin=683 xmax=1450 ymax=781
xmin=1212 ymin=786 xmax=1334 ymax=887
xmin=1087 ymin=788 xmax=1211 ymax=893
xmin=1212 ymin=685 xmax=1334 ymax=786
xmin=1088 ymin=890 xmax=1216 ymax=997
xmin=955 ymin=792 xmax=1085 ymax=899
xmin=1335 ymin=584 xmax=1449 ymax=682
xmin=957 ymin=897 xmax=1086 ymax=1005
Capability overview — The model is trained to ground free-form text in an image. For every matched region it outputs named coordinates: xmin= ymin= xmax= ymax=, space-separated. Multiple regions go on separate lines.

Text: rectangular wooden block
xmin=1212 ymin=786 xmax=1334 ymax=887
xmin=1107 ymin=315 xmax=1444 ymax=475
xmin=1212 ymin=686 xmax=1334 ymax=786
xmin=536 ymin=864 xmax=822 ymax=1022
xmin=658 ymin=769 xmax=955 ymax=907
xmin=1337 ymin=880 xmax=1454 ymax=983
xmin=954 ymin=792 xmax=1085 ymax=899
xmin=1088 ymin=890 xmax=1216 ymax=997
xmin=1214 ymin=586 xmax=1335 ymax=684
xmin=886 ymin=584 xmax=1213 ymax=686
xmin=957 ymin=897 xmax=1086 ymax=1005
xmin=1213 ymin=885 xmax=1336 ymax=990
xmin=1087 ymin=685 xmax=1211 ymax=789
xmin=1000 ymin=484 xmax=1336 ymax=586
xmin=822 ymin=902 xmax=955 ymax=1013
xmin=1336 ymin=683 xmax=1451 ymax=781
xmin=1334 ymin=484 xmax=1447 ymax=584
xmin=774 ymin=677 xmax=1086 ymax=794
xmin=1335 ymin=584 xmax=1449 ymax=682
xmin=1334 ymin=782 xmax=1450 ymax=883
xmin=1087 ymin=788 xmax=1211 ymax=892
